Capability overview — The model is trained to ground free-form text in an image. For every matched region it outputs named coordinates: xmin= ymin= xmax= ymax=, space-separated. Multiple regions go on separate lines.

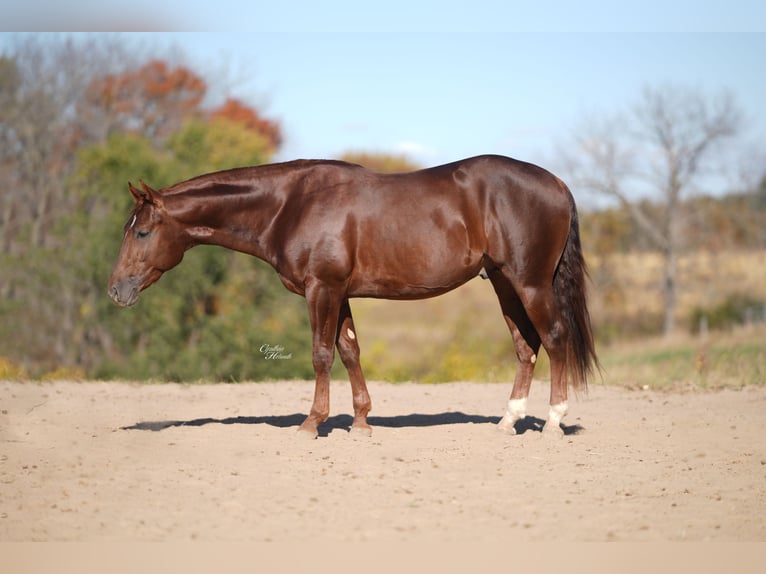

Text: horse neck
xmin=164 ymin=172 xmax=286 ymax=263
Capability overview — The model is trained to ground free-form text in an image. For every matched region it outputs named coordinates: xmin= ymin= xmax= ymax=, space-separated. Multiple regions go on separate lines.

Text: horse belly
xmin=348 ymin=226 xmax=484 ymax=299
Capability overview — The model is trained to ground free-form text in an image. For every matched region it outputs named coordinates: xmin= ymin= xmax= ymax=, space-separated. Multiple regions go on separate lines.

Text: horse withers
xmin=108 ymin=155 xmax=598 ymax=439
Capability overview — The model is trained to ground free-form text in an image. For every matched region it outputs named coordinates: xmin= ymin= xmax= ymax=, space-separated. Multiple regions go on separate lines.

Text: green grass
xmin=597 ymin=325 xmax=766 ymax=390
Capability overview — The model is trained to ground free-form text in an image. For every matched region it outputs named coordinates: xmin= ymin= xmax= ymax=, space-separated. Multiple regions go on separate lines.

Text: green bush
xmin=689 ymin=295 xmax=765 ymax=334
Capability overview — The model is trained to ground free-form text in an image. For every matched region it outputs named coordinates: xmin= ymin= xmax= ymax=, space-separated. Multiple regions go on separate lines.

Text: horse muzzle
xmin=108 ymin=279 xmax=140 ymax=307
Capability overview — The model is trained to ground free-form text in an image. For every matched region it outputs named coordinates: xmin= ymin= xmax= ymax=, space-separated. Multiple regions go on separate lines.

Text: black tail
xmin=553 ymin=198 xmax=599 ymax=392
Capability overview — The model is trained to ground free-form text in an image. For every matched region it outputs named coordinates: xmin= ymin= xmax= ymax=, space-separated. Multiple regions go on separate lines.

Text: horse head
xmin=107 ymin=181 xmax=188 ymax=307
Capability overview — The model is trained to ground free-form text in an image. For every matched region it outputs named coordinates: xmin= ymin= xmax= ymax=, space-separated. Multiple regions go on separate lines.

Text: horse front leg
xmin=336 ymin=299 xmax=372 ymax=437
xmin=298 ymin=280 xmax=343 ymax=439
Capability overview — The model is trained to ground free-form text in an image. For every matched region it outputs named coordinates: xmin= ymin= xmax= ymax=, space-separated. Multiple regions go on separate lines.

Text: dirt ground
xmin=1 ymin=379 xmax=765 ymax=542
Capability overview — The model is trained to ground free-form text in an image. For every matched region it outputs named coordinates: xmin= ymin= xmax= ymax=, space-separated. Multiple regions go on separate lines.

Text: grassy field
xmin=596 ymin=324 xmax=765 ymax=390
xmin=589 ymin=249 xmax=766 ymax=337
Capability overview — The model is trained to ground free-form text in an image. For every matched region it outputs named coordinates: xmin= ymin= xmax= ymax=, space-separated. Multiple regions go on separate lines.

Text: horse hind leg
xmin=518 ymin=283 xmax=570 ymax=439
xmin=336 ymin=299 xmax=373 ymax=437
xmin=489 ymin=272 xmax=541 ymax=435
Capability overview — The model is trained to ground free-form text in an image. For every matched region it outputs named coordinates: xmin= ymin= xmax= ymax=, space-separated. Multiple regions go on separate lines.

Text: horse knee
xmin=312 ymin=346 xmax=335 ymax=373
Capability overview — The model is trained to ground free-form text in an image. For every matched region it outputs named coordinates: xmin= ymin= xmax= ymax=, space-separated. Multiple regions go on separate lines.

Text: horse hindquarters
xmin=507 ymin=201 xmax=597 ymax=436
xmin=486 ymin=177 xmax=595 ymax=436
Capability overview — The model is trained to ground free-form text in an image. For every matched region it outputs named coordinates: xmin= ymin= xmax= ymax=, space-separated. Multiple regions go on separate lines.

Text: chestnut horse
xmin=108 ymin=155 xmax=598 ymax=439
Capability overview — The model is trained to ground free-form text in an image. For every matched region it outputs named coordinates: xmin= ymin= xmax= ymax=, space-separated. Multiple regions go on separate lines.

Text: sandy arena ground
xmin=1 ymin=379 xmax=765 ymax=542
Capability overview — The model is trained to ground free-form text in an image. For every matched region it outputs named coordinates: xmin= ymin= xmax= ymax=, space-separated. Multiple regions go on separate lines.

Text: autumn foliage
xmin=1 ymin=42 xmax=293 ymax=380
xmin=211 ymin=97 xmax=282 ymax=152
xmin=87 ymin=59 xmax=207 ymax=141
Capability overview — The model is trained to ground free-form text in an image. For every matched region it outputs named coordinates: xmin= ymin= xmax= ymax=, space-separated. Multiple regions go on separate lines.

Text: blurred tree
xmin=753 ymin=174 xmax=766 ymax=246
xmin=579 ymin=207 xmax=634 ymax=254
xmin=85 ymin=59 xmax=207 ymax=145
xmin=0 ymin=40 xmax=114 ymax=251
xmin=0 ymin=36 xmax=136 ymax=371
xmin=210 ymin=97 xmax=282 ymax=153
xmin=168 ymin=117 xmax=275 ymax=175
xmin=339 ymin=151 xmax=421 ymax=173
xmin=563 ymin=85 xmax=742 ymax=336
xmin=0 ymin=36 xmax=304 ymax=380
xmin=0 ymin=55 xmax=21 ymax=256
xmin=71 ymin=103 xmax=308 ymax=381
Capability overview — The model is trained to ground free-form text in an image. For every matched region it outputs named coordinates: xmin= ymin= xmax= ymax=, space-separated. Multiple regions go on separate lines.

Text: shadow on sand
xmin=122 ymin=412 xmax=583 ymax=437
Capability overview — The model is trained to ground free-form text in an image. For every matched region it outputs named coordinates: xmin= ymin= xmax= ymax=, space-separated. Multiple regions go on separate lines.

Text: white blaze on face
xmin=124 ymin=214 xmax=138 ymax=239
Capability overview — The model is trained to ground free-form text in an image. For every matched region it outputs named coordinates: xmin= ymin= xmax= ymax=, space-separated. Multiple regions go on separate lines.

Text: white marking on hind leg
xmin=346 ymin=328 xmax=356 ymax=340
xmin=497 ymin=397 xmax=527 ymax=435
xmin=530 ymin=353 xmax=537 ymax=364
xmin=544 ymin=401 xmax=568 ymax=437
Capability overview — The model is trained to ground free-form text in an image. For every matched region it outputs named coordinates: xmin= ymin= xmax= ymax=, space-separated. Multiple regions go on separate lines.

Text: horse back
xmin=266 ymin=155 xmax=572 ymax=299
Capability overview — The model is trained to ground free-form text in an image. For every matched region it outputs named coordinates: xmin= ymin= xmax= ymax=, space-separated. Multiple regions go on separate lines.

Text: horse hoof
xmin=496 ymin=420 xmax=518 ymax=435
xmin=349 ymin=425 xmax=373 ymax=439
xmin=542 ymin=423 xmax=564 ymax=439
xmin=296 ymin=427 xmax=318 ymax=440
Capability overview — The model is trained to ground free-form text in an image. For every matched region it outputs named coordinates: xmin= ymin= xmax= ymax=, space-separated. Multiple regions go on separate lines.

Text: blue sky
xmin=3 ymin=3 xmax=765 ymax=194
xmin=5 ymin=1 xmax=766 ymax=33
xmin=168 ymin=32 xmax=765 ymax=173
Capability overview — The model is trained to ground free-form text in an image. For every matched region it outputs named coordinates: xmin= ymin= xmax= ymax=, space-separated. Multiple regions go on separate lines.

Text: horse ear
xmin=128 ymin=182 xmax=144 ymax=203
xmin=139 ymin=180 xmax=164 ymax=207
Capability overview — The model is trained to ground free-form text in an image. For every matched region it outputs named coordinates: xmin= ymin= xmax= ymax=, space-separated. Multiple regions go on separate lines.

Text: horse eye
xmin=136 ymin=229 xmax=150 ymax=239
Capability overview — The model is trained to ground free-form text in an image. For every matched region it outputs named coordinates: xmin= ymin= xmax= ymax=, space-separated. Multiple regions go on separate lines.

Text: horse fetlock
xmin=542 ymin=401 xmax=567 ymax=439
xmin=547 ymin=401 xmax=568 ymax=425
xmin=497 ymin=397 xmax=527 ymax=435
xmin=506 ymin=397 xmax=528 ymax=420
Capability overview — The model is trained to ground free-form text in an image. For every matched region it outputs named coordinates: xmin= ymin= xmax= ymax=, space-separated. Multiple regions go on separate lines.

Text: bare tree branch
xmin=564 ymin=84 xmax=742 ymax=335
